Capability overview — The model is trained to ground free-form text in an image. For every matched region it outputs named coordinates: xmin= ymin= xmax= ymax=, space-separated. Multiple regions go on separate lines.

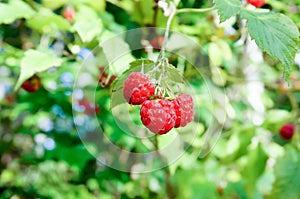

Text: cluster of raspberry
xmin=123 ymin=72 xmax=194 ymax=134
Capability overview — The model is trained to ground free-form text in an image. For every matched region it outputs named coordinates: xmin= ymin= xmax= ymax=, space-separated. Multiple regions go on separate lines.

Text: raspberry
xmin=63 ymin=6 xmax=75 ymax=21
xmin=247 ymin=0 xmax=265 ymax=8
xmin=173 ymin=94 xmax=194 ymax=127
xmin=123 ymin=72 xmax=155 ymax=105
xmin=151 ymin=36 xmax=164 ymax=50
xmin=140 ymin=99 xmax=176 ymax=134
xmin=21 ymin=75 xmax=42 ymax=93
xmin=279 ymin=123 xmax=295 ymax=140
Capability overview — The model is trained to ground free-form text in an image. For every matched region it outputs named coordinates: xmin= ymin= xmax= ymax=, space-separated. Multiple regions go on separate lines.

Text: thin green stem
xmin=156 ymin=4 xmax=216 ymax=64
xmin=153 ymin=135 xmax=176 ymax=198
xmin=156 ymin=2 xmax=176 ymax=63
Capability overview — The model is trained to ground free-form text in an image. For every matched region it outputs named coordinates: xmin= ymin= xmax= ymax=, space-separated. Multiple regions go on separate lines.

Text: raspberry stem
xmin=151 ymin=2 xmax=216 ymax=99
xmin=156 ymin=2 xmax=176 ymax=64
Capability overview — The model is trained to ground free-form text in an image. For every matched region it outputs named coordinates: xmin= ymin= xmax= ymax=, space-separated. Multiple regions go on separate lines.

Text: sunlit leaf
xmin=0 ymin=0 xmax=35 ymax=24
xmin=15 ymin=49 xmax=63 ymax=90
xmin=26 ymin=8 xmax=71 ymax=33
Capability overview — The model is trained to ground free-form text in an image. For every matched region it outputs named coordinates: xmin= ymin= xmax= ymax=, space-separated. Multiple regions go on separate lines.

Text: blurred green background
xmin=1 ymin=0 xmax=300 ymax=198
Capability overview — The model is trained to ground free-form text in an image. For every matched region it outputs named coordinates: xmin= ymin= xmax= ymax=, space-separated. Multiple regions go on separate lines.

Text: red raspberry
xmin=123 ymin=72 xmax=155 ymax=105
xmin=140 ymin=99 xmax=176 ymax=134
xmin=63 ymin=6 xmax=75 ymax=21
xmin=21 ymin=75 xmax=42 ymax=93
xmin=279 ymin=123 xmax=295 ymax=140
xmin=173 ymin=94 xmax=194 ymax=127
xmin=151 ymin=36 xmax=164 ymax=49
xmin=247 ymin=0 xmax=265 ymax=8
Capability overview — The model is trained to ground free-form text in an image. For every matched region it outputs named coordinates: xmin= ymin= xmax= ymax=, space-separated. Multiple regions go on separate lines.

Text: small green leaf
xmin=241 ymin=9 xmax=300 ymax=76
xmin=165 ymin=64 xmax=184 ymax=84
xmin=208 ymin=40 xmax=232 ymax=67
xmin=214 ymin=0 xmax=242 ymax=22
xmin=271 ymin=146 xmax=300 ymax=199
xmin=242 ymin=143 xmax=268 ymax=196
xmin=0 ymin=0 xmax=36 ymax=24
xmin=129 ymin=59 xmax=155 ymax=68
xmin=26 ymin=8 xmax=71 ymax=33
xmin=211 ymin=66 xmax=227 ymax=86
xmin=15 ymin=49 xmax=63 ymax=90
xmin=208 ymin=43 xmax=223 ymax=67
xmin=72 ymin=5 xmax=103 ymax=42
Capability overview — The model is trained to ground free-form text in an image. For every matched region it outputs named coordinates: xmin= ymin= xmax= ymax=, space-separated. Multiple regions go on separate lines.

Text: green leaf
xmin=26 ymin=8 xmax=71 ymax=33
xmin=15 ymin=49 xmax=63 ymax=90
xmin=214 ymin=0 xmax=242 ymax=22
xmin=208 ymin=40 xmax=232 ymax=67
xmin=241 ymin=143 xmax=268 ymax=197
xmin=72 ymin=5 xmax=103 ymax=42
xmin=271 ymin=146 xmax=300 ymax=199
xmin=113 ymin=0 xmax=154 ymax=25
xmin=42 ymin=0 xmax=68 ymax=10
xmin=86 ymin=0 xmax=106 ymax=11
xmin=0 ymin=0 xmax=36 ymax=24
xmin=129 ymin=59 xmax=155 ymax=68
xmin=213 ymin=126 xmax=255 ymax=162
xmin=241 ymin=9 xmax=300 ymax=76
xmin=165 ymin=64 xmax=185 ymax=84
xmin=100 ymin=35 xmax=135 ymax=75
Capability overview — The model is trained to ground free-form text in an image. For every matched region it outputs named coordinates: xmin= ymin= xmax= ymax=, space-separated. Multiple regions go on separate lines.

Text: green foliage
xmin=214 ymin=0 xmax=300 ymax=76
xmin=241 ymin=9 xmax=300 ymax=76
xmin=72 ymin=5 xmax=103 ymax=42
xmin=15 ymin=49 xmax=63 ymax=90
xmin=0 ymin=0 xmax=36 ymax=24
xmin=26 ymin=8 xmax=72 ymax=33
xmin=241 ymin=143 xmax=268 ymax=196
xmin=214 ymin=0 xmax=242 ymax=22
xmin=0 ymin=0 xmax=300 ymax=198
xmin=42 ymin=0 xmax=68 ymax=10
xmin=271 ymin=146 xmax=300 ymax=199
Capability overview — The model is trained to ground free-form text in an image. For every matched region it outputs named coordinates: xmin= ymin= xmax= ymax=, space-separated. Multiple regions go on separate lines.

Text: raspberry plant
xmin=0 ymin=0 xmax=300 ymax=199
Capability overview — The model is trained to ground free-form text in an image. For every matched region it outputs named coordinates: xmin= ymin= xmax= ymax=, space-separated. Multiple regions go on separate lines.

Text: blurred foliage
xmin=0 ymin=0 xmax=300 ymax=199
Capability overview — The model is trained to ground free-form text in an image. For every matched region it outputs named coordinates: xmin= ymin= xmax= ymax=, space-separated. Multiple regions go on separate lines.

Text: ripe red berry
xmin=21 ymin=75 xmax=42 ymax=93
xmin=279 ymin=123 xmax=295 ymax=140
xmin=247 ymin=0 xmax=265 ymax=8
xmin=151 ymin=36 xmax=164 ymax=49
xmin=123 ymin=72 xmax=155 ymax=105
xmin=140 ymin=99 xmax=176 ymax=134
xmin=63 ymin=6 xmax=75 ymax=21
xmin=173 ymin=94 xmax=194 ymax=127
